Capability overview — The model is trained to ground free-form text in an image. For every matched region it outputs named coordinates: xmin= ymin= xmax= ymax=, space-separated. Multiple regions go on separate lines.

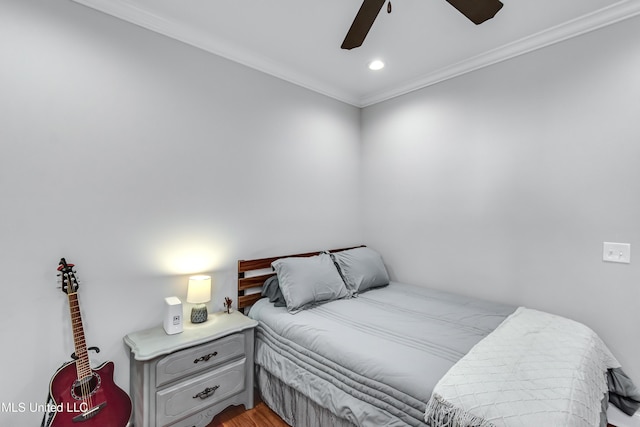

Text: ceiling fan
xmin=341 ymin=0 xmax=504 ymax=50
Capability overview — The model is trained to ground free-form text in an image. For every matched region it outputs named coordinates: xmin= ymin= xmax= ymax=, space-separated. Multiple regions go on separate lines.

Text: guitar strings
xmin=67 ymin=273 xmax=94 ymax=415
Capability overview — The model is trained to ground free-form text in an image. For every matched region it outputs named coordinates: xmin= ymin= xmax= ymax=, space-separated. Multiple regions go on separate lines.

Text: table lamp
xmin=187 ymin=275 xmax=211 ymax=324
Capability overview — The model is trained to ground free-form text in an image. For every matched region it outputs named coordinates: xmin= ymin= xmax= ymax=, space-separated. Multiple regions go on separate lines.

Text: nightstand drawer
xmin=156 ymin=358 xmax=246 ymax=427
xmin=156 ymin=333 xmax=245 ymax=387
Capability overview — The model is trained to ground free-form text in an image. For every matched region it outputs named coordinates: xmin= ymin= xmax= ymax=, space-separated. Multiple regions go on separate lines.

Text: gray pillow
xmin=261 ymin=275 xmax=286 ymax=307
xmin=332 ymin=247 xmax=389 ymax=294
xmin=272 ymin=253 xmax=350 ymax=313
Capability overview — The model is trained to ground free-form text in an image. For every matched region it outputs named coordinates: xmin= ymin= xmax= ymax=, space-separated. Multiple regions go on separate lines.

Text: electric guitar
xmin=47 ymin=258 xmax=132 ymax=427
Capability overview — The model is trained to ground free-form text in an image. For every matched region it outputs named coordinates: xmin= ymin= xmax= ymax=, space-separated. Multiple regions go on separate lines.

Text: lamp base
xmin=190 ymin=304 xmax=208 ymax=324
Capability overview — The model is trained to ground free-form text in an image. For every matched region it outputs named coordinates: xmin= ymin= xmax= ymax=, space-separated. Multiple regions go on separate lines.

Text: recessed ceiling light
xmin=368 ymin=60 xmax=385 ymax=71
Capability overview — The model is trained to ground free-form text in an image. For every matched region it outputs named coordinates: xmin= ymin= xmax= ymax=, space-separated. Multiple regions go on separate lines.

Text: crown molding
xmin=69 ymin=0 xmax=361 ymax=106
xmin=71 ymin=0 xmax=640 ymax=108
xmin=359 ymin=0 xmax=640 ymax=107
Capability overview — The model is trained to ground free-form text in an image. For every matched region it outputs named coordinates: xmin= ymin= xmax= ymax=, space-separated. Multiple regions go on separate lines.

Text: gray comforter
xmin=249 ymin=281 xmax=515 ymax=426
xmin=249 ymin=281 xmax=640 ymax=426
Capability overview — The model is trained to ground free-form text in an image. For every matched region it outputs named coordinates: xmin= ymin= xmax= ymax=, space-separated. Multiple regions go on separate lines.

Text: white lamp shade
xmin=186 ymin=275 xmax=211 ymax=304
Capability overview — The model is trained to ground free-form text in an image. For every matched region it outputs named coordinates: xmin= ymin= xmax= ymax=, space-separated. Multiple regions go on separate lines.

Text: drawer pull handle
xmin=194 ymin=352 xmax=218 ymax=363
xmin=193 ymin=385 xmax=220 ymax=400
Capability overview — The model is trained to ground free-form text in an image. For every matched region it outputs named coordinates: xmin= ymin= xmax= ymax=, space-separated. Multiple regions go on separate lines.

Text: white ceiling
xmin=71 ymin=0 xmax=640 ymax=107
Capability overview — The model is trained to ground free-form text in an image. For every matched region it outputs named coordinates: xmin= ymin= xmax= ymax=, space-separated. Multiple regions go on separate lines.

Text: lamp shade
xmin=186 ymin=275 xmax=211 ymax=304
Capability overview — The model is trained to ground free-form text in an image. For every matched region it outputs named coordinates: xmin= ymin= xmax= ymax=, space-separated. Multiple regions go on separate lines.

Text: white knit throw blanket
xmin=425 ymin=307 xmax=621 ymax=427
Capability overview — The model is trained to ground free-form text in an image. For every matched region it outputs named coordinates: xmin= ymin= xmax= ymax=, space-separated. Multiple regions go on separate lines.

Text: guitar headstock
xmin=57 ymin=258 xmax=79 ymax=295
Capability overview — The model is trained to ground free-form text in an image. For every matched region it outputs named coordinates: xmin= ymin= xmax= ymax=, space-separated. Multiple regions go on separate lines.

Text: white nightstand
xmin=124 ymin=311 xmax=258 ymax=427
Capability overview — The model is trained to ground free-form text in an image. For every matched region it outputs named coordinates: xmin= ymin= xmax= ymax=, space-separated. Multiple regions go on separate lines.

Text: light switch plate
xmin=603 ymin=242 xmax=631 ymax=264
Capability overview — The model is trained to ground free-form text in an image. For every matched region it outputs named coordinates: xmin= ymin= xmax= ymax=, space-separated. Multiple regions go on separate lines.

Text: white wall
xmin=362 ymin=15 xmax=640 ymax=385
xmin=0 ymin=0 xmax=361 ymax=424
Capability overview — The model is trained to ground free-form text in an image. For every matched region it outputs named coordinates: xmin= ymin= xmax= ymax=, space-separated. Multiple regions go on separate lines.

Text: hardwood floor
xmin=206 ymin=398 xmax=618 ymax=427
xmin=207 ymin=401 xmax=290 ymax=427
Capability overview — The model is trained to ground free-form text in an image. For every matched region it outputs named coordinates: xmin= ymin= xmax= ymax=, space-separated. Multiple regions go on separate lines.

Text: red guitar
xmin=47 ymin=258 xmax=132 ymax=427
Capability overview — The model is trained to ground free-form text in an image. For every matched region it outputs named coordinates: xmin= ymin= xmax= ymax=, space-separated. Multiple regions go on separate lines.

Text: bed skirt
xmin=257 ymin=365 xmax=357 ymax=427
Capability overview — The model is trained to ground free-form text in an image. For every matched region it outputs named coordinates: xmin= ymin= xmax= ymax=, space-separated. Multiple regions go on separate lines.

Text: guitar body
xmin=49 ymin=359 xmax=132 ymax=427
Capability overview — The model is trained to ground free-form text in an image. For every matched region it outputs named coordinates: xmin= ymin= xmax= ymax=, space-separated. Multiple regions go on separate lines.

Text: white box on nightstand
xmin=163 ymin=296 xmax=183 ymax=335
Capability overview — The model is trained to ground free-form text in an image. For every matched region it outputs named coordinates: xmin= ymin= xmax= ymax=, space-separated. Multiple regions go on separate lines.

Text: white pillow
xmin=332 ymin=247 xmax=389 ymax=294
xmin=271 ymin=253 xmax=350 ymax=313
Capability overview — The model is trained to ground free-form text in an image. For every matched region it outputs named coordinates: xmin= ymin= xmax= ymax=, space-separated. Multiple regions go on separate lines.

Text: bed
xmin=237 ymin=246 xmax=640 ymax=427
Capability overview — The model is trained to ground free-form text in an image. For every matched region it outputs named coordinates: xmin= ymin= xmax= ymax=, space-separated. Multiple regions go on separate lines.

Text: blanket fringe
xmin=425 ymin=394 xmax=495 ymax=427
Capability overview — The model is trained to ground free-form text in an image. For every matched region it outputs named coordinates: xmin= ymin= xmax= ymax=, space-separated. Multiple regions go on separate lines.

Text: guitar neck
xmin=67 ymin=292 xmax=92 ymax=380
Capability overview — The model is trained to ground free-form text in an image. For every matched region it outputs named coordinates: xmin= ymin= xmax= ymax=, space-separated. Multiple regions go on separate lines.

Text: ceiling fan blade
xmin=445 ymin=0 xmax=503 ymax=24
xmin=341 ymin=0 xmax=387 ymax=50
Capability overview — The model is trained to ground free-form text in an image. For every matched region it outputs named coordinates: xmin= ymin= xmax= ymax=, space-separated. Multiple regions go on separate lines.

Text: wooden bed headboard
xmin=237 ymin=245 xmax=363 ymax=310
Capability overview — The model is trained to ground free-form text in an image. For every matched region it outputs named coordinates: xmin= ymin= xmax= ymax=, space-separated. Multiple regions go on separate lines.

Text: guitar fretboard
xmin=68 ymin=292 xmax=91 ymax=380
